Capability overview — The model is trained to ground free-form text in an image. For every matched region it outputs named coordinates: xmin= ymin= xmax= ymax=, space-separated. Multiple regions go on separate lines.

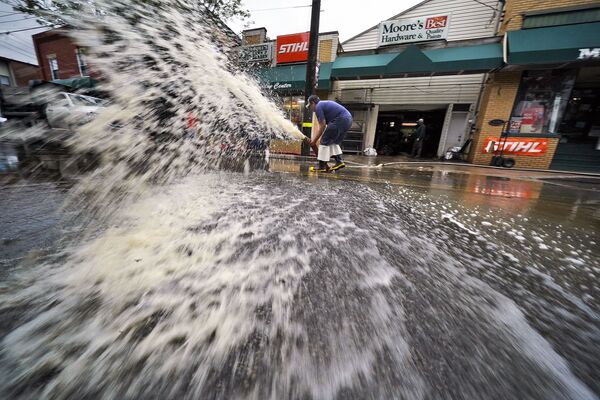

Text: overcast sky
xmin=0 ymin=1 xmax=50 ymax=65
xmin=229 ymin=0 xmax=423 ymax=43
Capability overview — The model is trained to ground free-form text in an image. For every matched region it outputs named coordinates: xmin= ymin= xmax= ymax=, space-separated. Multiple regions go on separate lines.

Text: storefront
xmin=331 ymin=0 xmax=504 ymax=157
xmin=469 ymin=4 xmax=600 ymax=172
xmin=240 ymin=30 xmax=338 ymax=154
xmin=240 ymin=29 xmax=340 ymax=153
xmin=256 ymin=62 xmax=333 ymax=128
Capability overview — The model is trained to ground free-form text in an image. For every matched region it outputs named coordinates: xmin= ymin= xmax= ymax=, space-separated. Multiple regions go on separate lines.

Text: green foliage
xmin=200 ymin=0 xmax=250 ymax=23
xmin=14 ymin=1 xmax=250 ymax=24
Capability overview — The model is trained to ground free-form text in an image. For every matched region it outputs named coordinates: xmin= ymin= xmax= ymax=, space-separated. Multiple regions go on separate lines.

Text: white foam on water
xmin=491 ymin=297 xmax=597 ymax=400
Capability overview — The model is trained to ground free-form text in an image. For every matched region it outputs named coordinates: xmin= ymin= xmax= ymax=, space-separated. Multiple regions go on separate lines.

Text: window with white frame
xmin=0 ymin=75 xmax=10 ymax=86
xmin=76 ymin=48 xmax=88 ymax=76
xmin=48 ymin=56 xmax=59 ymax=80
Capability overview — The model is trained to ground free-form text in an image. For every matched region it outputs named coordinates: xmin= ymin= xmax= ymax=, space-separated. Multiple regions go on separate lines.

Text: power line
xmin=0 ymin=16 xmax=37 ymax=23
xmin=469 ymin=0 xmax=501 ymax=12
xmin=0 ymin=35 xmax=35 ymax=54
xmin=0 ymin=41 xmax=36 ymax=59
xmin=0 ymin=36 xmax=34 ymax=52
xmin=250 ymin=5 xmax=311 ymax=12
xmin=0 ymin=11 xmax=26 ymax=17
xmin=0 ymin=25 xmax=50 ymax=34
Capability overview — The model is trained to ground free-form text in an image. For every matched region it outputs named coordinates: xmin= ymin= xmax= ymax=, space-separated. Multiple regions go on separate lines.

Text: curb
xmin=268 ymin=153 xmax=600 ymax=178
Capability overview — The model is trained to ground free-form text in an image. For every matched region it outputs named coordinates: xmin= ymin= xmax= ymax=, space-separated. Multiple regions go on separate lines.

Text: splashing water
xmin=1 ymin=1 xmax=600 ymax=400
xmin=53 ymin=0 xmax=301 ymax=204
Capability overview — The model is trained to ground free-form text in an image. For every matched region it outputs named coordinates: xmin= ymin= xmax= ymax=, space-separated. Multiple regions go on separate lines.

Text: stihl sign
xmin=276 ymin=32 xmax=309 ymax=64
xmin=483 ymin=137 xmax=548 ymax=156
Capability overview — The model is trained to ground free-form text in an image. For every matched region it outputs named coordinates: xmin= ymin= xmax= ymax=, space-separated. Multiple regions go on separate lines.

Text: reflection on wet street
xmin=1 ymin=163 xmax=599 ymax=399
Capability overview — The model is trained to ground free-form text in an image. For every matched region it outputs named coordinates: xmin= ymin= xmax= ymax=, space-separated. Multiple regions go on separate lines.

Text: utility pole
xmin=301 ymin=0 xmax=321 ymax=156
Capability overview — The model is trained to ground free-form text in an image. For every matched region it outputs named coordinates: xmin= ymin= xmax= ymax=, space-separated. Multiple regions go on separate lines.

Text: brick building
xmin=470 ymin=0 xmax=600 ymax=172
xmin=32 ymin=28 xmax=89 ymax=81
xmin=0 ymin=57 xmax=42 ymax=87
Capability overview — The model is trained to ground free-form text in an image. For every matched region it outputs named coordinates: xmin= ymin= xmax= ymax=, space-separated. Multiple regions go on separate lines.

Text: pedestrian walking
xmin=306 ymin=95 xmax=352 ymax=172
xmin=411 ymin=118 xmax=426 ymax=158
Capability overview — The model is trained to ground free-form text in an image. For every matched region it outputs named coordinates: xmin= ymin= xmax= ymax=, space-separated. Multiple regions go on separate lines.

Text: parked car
xmin=45 ymin=92 xmax=106 ymax=129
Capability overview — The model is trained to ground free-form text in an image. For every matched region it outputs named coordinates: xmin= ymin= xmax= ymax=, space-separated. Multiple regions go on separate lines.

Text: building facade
xmin=242 ymin=28 xmax=341 ymax=131
xmin=470 ymin=0 xmax=600 ymax=172
xmin=0 ymin=58 xmax=41 ymax=87
xmin=332 ymin=0 xmax=503 ymax=156
xmin=32 ymin=29 xmax=89 ymax=81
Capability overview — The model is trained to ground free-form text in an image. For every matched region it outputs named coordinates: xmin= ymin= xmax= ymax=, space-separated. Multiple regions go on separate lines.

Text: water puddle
xmin=0 ymin=1 xmax=599 ymax=399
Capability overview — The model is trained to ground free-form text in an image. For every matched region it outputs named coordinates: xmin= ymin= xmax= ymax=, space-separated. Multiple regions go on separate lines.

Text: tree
xmin=14 ymin=0 xmax=250 ymax=25
xmin=200 ymin=0 xmax=250 ymax=23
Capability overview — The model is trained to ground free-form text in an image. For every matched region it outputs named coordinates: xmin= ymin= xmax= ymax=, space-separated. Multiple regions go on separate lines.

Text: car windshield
xmin=67 ymin=93 xmax=105 ymax=106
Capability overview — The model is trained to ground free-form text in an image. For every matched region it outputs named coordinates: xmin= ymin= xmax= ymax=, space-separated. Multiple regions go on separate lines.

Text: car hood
xmin=73 ymin=106 xmax=102 ymax=113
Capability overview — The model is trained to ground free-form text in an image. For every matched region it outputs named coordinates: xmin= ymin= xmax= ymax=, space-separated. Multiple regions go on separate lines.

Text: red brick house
xmin=32 ymin=28 xmax=90 ymax=81
xmin=0 ymin=57 xmax=41 ymax=87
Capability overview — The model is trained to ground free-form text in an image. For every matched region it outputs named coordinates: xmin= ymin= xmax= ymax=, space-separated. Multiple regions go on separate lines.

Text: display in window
xmin=508 ymin=117 xmax=522 ymax=134
xmin=509 ymin=70 xmax=576 ymax=135
xmin=519 ymin=103 xmax=545 ymax=134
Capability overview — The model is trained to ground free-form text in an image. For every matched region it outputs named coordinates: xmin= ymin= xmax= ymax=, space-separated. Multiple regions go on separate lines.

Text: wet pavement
xmin=271 ymin=157 xmax=600 ymax=231
xmin=1 ymin=160 xmax=599 ymax=399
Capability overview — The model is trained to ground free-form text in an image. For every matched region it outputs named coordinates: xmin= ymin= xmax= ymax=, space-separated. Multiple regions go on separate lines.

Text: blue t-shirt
xmin=315 ymin=101 xmax=351 ymax=124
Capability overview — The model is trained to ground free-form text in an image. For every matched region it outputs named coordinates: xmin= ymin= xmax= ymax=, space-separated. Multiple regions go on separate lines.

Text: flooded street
xmin=0 ymin=0 xmax=599 ymax=398
xmin=1 ymin=164 xmax=599 ymax=399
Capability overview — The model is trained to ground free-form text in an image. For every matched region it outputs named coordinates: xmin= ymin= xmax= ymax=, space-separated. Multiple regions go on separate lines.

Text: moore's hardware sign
xmin=241 ymin=43 xmax=273 ymax=62
xmin=378 ymin=15 xmax=450 ymax=47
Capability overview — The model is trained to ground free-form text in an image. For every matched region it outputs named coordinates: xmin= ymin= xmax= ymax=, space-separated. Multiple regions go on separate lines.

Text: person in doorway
xmin=306 ymin=95 xmax=352 ymax=172
xmin=410 ymin=118 xmax=426 ymax=158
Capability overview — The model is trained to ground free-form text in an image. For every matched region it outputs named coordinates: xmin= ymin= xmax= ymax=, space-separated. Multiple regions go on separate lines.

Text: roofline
xmin=0 ymin=56 xmax=38 ymax=67
xmin=341 ymin=0 xmax=432 ymax=45
xmin=523 ymin=2 xmax=600 ymax=16
xmin=32 ymin=25 xmax=68 ymax=39
xmin=319 ymin=31 xmax=339 ymax=36
xmin=242 ymin=27 xmax=267 ymax=32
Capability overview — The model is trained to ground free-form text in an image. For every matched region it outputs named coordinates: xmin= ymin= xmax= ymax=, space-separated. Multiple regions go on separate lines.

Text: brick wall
xmin=244 ymin=34 xmax=262 ymax=45
xmin=10 ymin=61 xmax=42 ymax=86
xmin=318 ymin=39 xmax=333 ymax=63
xmin=469 ymin=71 xmax=560 ymax=169
xmin=33 ymin=30 xmax=81 ymax=80
xmin=500 ymin=0 xmax=597 ymax=33
xmin=470 ymin=71 xmax=521 ymax=164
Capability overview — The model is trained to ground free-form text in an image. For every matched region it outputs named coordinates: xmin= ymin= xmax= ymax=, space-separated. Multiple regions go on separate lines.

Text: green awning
xmin=330 ymin=53 xmax=397 ymax=78
xmin=331 ymin=43 xmax=503 ymax=79
xmin=507 ymin=22 xmax=600 ymax=64
xmin=425 ymin=43 xmax=503 ymax=72
xmin=256 ymin=62 xmax=332 ymax=92
xmin=51 ymin=76 xmax=97 ymax=88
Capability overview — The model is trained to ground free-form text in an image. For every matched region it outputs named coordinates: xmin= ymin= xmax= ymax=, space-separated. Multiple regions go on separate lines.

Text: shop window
xmin=48 ymin=56 xmax=59 ymax=80
xmin=509 ymin=70 xmax=576 ymax=135
xmin=76 ymin=48 xmax=88 ymax=76
xmin=0 ymin=75 xmax=10 ymax=86
xmin=281 ymin=95 xmax=304 ymax=129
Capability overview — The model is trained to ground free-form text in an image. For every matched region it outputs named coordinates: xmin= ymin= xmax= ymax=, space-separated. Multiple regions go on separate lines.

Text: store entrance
xmin=374 ymin=108 xmax=446 ymax=157
xmin=551 ymin=67 xmax=600 ymax=172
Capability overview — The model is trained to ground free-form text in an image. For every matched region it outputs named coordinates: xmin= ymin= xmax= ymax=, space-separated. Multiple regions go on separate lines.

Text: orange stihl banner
xmin=276 ymin=32 xmax=309 ymax=64
xmin=482 ymin=137 xmax=549 ymax=156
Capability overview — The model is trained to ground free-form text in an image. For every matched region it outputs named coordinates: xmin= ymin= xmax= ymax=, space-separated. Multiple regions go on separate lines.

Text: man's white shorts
xmin=318 ymin=144 xmax=342 ymax=162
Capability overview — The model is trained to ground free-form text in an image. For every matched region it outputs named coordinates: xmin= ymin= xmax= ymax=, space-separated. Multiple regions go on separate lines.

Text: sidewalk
xmin=269 ymin=152 xmax=600 ymax=180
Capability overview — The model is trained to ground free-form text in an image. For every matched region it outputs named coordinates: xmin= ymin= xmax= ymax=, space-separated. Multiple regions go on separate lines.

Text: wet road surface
xmin=0 ymin=163 xmax=599 ymax=399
